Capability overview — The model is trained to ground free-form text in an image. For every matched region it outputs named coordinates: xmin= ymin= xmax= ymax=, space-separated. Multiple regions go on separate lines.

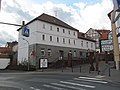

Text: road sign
xmin=22 ymin=26 xmax=29 ymax=37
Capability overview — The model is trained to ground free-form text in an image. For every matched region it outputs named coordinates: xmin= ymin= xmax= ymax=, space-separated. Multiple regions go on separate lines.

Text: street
xmin=0 ymin=71 xmax=120 ymax=90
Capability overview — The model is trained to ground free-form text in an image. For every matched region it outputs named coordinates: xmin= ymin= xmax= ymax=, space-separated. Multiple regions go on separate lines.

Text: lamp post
xmin=22 ymin=38 xmax=30 ymax=71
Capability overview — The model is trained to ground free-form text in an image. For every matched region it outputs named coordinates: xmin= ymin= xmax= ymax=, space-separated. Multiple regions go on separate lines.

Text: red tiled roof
xmin=95 ymin=29 xmax=111 ymax=40
xmin=0 ymin=54 xmax=10 ymax=58
xmin=0 ymin=47 xmax=12 ymax=52
xmin=78 ymin=32 xmax=96 ymax=42
xmin=38 ymin=13 xmax=79 ymax=31
xmin=17 ymin=13 xmax=79 ymax=31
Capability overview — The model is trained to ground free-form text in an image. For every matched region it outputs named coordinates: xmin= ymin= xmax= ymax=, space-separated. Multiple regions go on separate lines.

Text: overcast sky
xmin=0 ymin=0 xmax=113 ymax=46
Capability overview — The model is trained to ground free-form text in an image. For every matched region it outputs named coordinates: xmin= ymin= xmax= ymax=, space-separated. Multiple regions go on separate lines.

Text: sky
xmin=0 ymin=0 xmax=113 ymax=46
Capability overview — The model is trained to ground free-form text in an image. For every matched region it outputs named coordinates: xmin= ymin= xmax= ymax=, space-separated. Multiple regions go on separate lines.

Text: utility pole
xmin=111 ymin=11 xmax=120 ymax=70
xmin=109 ymin=0 xmax=120 ymax=70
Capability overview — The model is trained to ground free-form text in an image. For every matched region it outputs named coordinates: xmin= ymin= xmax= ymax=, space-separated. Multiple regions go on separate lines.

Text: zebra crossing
xmin=42 ymin=76 xmax=108 ymax=90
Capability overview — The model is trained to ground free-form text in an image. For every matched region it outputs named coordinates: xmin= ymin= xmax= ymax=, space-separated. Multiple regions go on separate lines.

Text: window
xmin=68 ymin=31 xmax=70 ymax=34
xmin=63 ymin=38 xmax=65 ymax=44
xmin=41 ymin=48 xmax=45 ymax=56
xmin=91 ymin=43 xmax=93 ymax=48
xmin=48 ymin=49 xmax=51 ymax=56
xmin=80 ymin=52 xmax=82 ymax=56
xmin=69 ymin=39 xmax=71 ymax=44
xmin=74 ymin=40 xmax=76 ymax=45
xmin=43 ymin=24 xmax=45 ymax=29
xmin=42 ymin=35 xmax=45 ymax=40
xmin=73 ymin=32 xmax=75 ymax=36
xmin=74 ymin=50 xmax=77 ymax=57
xmin=63 ymin=29 xmax=65 ymax=33
xmin=86 ymin=42 xmax=88 ymax=47
xmin=57 ymin=28 xmax=59 ymax=32
xmin=50 ymin=26 xmax=52 ymax=30
xmin=57 ymin=37 xmax=59 ymax=43
xmin=50 ymin=36 xmax=52 ymax=41
xmin=69 ymin=50 xmax=72 ymax=53
xmin=81 ymin=41 xmax=83 ymax=46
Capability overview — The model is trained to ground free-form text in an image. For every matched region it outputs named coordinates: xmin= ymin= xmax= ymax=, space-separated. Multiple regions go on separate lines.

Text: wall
xmin=18 ymin=20 xmax=95 ymax=64
xmin=0 ymin=58 xmax=10 ymax=69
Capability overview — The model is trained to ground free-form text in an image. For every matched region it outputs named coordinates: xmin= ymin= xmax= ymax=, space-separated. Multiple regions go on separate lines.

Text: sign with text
xmin=40 ymin=59 xmax=48 ymax=68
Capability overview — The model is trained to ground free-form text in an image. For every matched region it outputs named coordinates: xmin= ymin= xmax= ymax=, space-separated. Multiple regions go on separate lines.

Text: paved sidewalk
xmin=39 ymin=61 xmax=120 ymax=83
xmin=70 ymin=61 xmax=120 ymax=83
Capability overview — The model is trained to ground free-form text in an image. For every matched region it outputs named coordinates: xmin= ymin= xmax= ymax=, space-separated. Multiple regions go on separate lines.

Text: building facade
xmin=86 ymin=28 xmax=113 ymax=52
xmin=86 ymin=28 xmax=101 ymax=52
xmin=18 ymin=13 xmax=96 ymax=69
xmin=101 ymin=31 xmax=113 ymax=52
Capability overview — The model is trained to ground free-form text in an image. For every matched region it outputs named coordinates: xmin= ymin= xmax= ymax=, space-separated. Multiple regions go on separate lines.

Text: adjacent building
xmin=101 ymin=31 xmax=113 ymax=52
xmin=0 ymin=41 xmax=18 ymax=69
xmin=86 ymin=28 xmax=113 ymax=52
xmin=17 ymin=13 xmax=96 ymax=69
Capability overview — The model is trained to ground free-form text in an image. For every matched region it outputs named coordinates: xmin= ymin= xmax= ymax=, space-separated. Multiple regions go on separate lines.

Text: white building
xmin=18 ymin=13 xmax=96 ymax=69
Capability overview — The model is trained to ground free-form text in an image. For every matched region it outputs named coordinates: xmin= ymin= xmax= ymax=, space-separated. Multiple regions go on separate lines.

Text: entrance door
xmin=68 ymin=52 xmax=72 ymax=67
xmin=59 ymin=50 xmax=64 ymax=60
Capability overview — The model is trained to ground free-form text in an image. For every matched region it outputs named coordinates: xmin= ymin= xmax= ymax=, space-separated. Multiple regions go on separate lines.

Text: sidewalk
xmin=40 ymin=61 xmax=120 ymax=84
xmin=70 ymin=61 xmax=120 ymax=83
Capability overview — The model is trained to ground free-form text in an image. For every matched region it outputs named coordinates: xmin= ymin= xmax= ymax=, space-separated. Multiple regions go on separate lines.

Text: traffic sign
xmin=22 ymin=26 xmax=30 ymax=37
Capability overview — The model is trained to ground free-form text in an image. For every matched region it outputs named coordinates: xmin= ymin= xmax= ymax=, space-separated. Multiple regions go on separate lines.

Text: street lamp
xmin=22 ymin=38 xmax=30 ymax=71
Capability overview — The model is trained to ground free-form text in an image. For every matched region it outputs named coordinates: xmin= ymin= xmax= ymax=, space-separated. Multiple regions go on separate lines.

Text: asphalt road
xmin=0 ymin=71 xmax=120 ymax=90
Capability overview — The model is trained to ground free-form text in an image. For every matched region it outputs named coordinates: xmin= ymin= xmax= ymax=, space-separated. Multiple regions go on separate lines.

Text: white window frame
xmin=41 ymin=49 xmax=45 ymax=56
xmin=42 ymin=35 xmax=45 ymax=40
xmin=74 ymin=50 xmax=77 ymax=57
xmin=43 ymin=24 xmax=45 ymax=29
xmin=57 ymin=37 xmax=59 ymax=43
xmin=63 ymin=38 xmax=65 ymax=44
xmin=50 ymin=36 xmax=52 ymax=41
xmin=48 ymin=49 xmax=52 ymax=56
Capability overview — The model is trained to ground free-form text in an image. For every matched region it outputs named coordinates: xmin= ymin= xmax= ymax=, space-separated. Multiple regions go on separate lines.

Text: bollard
xmin=71 ymin=66 xmax=73 ymax=72
xmin=62 ymin=61 xmax=63 ymax=72
xmin=109 ymin=66 xmax=111 ymax=77
xmin=80 ymin=65 xmax=81 ymax=72
xmin=42 ymin=68 xmax=44 ymax=72
xmin=89 ymin=66 xmax=91 ymax=73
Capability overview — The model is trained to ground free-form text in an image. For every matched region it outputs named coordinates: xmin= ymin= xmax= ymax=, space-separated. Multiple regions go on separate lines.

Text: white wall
xmin=0 ymin=58 xmax=10 ymax=69
xmin=18 ymin=20 xmax=95 ymax=62
xmin=12 ymin=45 xmax=18 ymax=52
xmin=18 ymin=21 xmax=37 ymax=63
xmin=36 ymin=21 xmax=95 ymax=50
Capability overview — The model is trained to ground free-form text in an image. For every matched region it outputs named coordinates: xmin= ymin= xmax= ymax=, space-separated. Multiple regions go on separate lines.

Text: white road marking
xmin=60 ymin=81 xmax=95 ymax=88
xmin=43 ymin=84 xmax=67 ymax=90
xmin=30 ymin=87 xmax=35 ymax=89
xmin=95 ymin=75 xmax=105 ymax=78
xmin=35 ymin=89 xmax=40 ymax=90
xmin=78 ymin=76 xmax=102 ymax=80
xmin=51 ymin=83 xmax=86 ymax=90
xmin=74 ymin=78 xmax=108 ymax=84
xmin=30 ymin=87 xmax=41 ymax=90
